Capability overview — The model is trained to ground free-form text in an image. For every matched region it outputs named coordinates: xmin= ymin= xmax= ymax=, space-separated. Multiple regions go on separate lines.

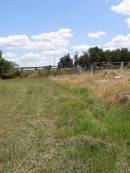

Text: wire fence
xmin=16 ymin=61 xmax=130 ymax=72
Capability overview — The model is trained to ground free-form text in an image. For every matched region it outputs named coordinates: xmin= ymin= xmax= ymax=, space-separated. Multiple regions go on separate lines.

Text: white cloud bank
xmin=19 ymin=53 xmax=53 ymax=67
xmin=2 ymin=28 xmax=72 ymax=66
xmin=0 ymin=28 xmax=72 ymax=51
xmin=125 ymin=18 xmax=130 ymax=28
xmin=111 ymin=0 xmax=130 ymax=16
xmin=4 ymin=49 xmax=69 ymax=67
xmin=106 ymin=33 xmax=130 ymax=48
xmin=110 ymin=0 xmax=130 ymax=29
xmin=110 ymin=0 xmax=130 ymax=45
xmin=32 ymin=28 xmax=72 ymax=41
xmin=18 ymin=48 xmax=69 ymax=67
xmin=88 ymin=31 xmax=107 ymax=38
xmin=0 ymin=35 xmax=31 ymax=48
xmin=73 ymin=45 xmax=92 ymax=52
xmin=72 ymin=44 xmax=103 ymax=56
xmin=111 ymin=0 xmax=130 ymax=29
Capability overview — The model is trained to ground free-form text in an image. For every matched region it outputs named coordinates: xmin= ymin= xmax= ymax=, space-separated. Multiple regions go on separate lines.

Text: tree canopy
xmin=58 ymin=54 xmax=73 ymax=67
xmin=0 ymin=51 xmax=15 ymax=75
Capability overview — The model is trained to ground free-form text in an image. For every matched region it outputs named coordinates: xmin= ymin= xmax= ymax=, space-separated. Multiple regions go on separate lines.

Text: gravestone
xmin=120 ymin=62 xmax=124 ymax=72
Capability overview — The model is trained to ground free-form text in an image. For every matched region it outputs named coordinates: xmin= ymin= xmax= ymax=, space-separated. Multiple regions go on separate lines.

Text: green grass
xmin=0 ymin=78 xmax=129 ymax=173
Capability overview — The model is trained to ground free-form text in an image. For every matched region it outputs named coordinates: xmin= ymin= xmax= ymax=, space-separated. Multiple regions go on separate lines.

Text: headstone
xmin=91 ymin=65 xmax=94 ymax=74
xmin=77 ymin=65 xmax=82 ymax=74
xmin=120 ymin=62 xmax=124 ymax=72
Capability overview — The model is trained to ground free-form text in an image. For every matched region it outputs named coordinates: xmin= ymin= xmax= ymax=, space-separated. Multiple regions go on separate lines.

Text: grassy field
xmin=0 ymin=77 xmax=130 ymax=173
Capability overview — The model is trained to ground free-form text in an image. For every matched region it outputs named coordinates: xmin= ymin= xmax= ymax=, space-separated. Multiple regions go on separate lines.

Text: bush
xmin=0 ymin=51 xmax=18 ymax=79
xmin=1 ymin=70 xmax=20 ymax=80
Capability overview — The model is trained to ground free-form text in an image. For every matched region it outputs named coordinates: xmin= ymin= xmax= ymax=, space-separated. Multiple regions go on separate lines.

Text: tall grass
xmin=54 ymin=83 xmax=130 ymax=173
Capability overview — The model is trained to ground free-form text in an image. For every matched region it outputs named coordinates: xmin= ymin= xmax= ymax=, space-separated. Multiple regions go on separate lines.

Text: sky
xmin=1 ymin=0 xmax=130 ymax=66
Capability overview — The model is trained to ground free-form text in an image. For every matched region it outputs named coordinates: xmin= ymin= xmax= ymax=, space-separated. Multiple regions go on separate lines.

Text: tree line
xmin=58 ymin=47 xmax=130 ymax=67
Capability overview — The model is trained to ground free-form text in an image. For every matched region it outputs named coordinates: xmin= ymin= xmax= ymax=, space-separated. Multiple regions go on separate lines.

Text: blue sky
xmin=1 ymin=0 xmax=130 ymax=66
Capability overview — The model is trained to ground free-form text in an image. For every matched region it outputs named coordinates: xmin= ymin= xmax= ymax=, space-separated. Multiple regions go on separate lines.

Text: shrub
xmin=0 ymin=51 xmax=18 ymax=79
xmin=1 ymin=70 xmax=20 ymax=80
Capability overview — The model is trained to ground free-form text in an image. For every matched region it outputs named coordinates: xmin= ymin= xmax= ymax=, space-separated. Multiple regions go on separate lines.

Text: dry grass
xmin=52 ymin=69 xmax=130 ymax=105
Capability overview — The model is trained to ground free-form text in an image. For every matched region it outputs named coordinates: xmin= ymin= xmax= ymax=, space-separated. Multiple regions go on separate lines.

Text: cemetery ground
xmin=0 ymin=70 xmax=130 ymax=173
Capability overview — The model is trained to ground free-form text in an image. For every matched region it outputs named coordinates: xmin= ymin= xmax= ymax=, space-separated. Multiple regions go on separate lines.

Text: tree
xmin=120 ymin=48 xmax=130 ymax=62
xmin=74 ymin=52 xmax=91 ymax=67
xmin=0 ymin=51 xmax=15 ymax=76
xmin=58 ymin=54 xmax=73 ymax=67
xmin=104 ymin=50 xmax=112 ymax=62
xmin=74 ymin=53 xmax=79 ymax=66
xmin=89 ymin=47 xmax=106 ymax=62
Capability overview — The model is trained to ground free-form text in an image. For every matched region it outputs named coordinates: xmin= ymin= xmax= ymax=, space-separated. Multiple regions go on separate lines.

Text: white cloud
xmin=31 ymin=28 xmax=72 ymax=51
xmin=0 ymin=35 xmax=31 ymax=48
xmin=103 ymin=47 xmax=116 ymax=51
xmin=0 ymin=28 xmax=72 ymax=51
xmin=111 ymin=0 xmax=130 ymax=16
xmin=4 ymin=48 xmax=68 ymax=67
xmin=88 ymin=31 xmax=107 ymax=38
xmin=72 ymin=45 xmax=91 ymax=56
xmin=19 ymin=53 xmax=47 ymax=67
xmin=0 ymin=28 xmax=72 ymax=67
xmin=41 ymin=49 xmax=68 ymax=56
xmin=111 ymin=1 xmax=130 ymax=29
xmin=72 ymin=44 xmax=102 ymax=56
xmin=19 ymin=49 xmax=68 ymax=67
xmin=4 ymin=52 xmax=16 ymax=58
xmin=73 ymin=45 xmax=91 ymax=52
xmin=73 ymin=44 xmax=116 ymax=54
xmin=3 ymin=52 xmax=21 ymax=65
xmin=73 ymin=44 xmax=102 ymax=52
xmin=32 ymin=28 xmax=72 ymax=40
xmin=106 ymin=33 xmax=130 ymax=48
xmin=125 ymin=18 xmax=130 ymax=28
xmin=0 ymin=28 xmax=72 ymax=66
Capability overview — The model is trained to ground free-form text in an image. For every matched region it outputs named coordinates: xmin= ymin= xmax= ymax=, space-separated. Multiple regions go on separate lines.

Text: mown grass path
xmin=0 ymin=78 xmax=60 ymax=173
xmin=0 ymin=78 xmax=130 ymax=173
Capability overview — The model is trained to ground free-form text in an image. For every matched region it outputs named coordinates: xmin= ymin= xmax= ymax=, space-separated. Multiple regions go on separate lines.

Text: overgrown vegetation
xmin=0 ymin=77 xmax=129 ymax=172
